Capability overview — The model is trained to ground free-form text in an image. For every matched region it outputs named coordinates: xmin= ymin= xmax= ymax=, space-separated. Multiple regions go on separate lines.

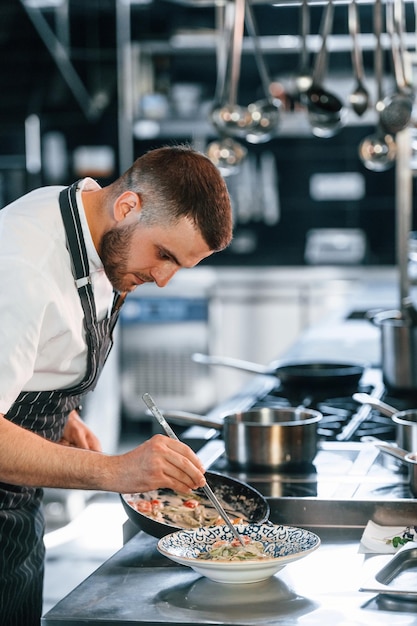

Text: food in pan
xmin=125 ymin=489 xmax=248 ymax=529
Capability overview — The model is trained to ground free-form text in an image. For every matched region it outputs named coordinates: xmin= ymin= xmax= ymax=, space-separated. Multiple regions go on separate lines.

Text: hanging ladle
xmin=211 ymin=0 xmax=253 ymax=140
xmin=348 ymin=0 xmax=370 ymax=116
xmin=379 ymin=0 xmax=413 ymax=135
xmin=303 ymin=0 xmax=346 ymax=138
xmin=243 ymin=0 xmax=281 ymax=144
xmin=295 ymin=0 xmax=313 ymax=96
xmin=358 ymin=0 xmax=397 ymax=171
xmin=207 ymin=2 xmax=247 ymax=175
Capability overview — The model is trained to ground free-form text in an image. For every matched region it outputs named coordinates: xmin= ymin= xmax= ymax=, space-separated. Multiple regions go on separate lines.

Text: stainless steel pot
xmin=353 ymin=392 xmax=417 ymax=450
xmin=162 ymin=407 xmax=322 ymax=470
xmin=370 ymin=309 xmax=417 ymax=391
xmin=376 ymin=444 xmax=417 ymax=497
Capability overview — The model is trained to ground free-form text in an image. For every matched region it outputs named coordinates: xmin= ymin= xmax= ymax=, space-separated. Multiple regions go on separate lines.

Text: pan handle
xmin=192 ymin=353 xmax=272 ymax=375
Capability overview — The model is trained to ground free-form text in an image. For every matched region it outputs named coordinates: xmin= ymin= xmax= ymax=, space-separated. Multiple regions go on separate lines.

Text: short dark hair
xmin=113 ymin=145 xmax=233 ymax=251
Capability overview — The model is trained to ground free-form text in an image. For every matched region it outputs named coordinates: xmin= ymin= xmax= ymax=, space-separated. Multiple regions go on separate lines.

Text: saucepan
xmin=353 ymin=392 xmax=417 ymax=451
xmin=192 ymin=354 xmax=365 ymax=388
xmin=161 ymin=407 xmax=322 ymax=470
xmin=368 ymin=309 xmax=417 ymax=392
xmin=376 ymin=444 xmax=417 ymax=497
xmin=120 ymin=470 xmax=270 ymax=539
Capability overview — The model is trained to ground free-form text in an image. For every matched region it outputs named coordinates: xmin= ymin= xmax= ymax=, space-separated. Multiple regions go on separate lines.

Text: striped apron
xmin=0 ymin=182 xmax=124 ymax=626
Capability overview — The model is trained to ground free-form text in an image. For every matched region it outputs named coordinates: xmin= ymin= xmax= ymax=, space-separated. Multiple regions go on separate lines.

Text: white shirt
xmin=0 ymin=178 xmax=114 ymax=414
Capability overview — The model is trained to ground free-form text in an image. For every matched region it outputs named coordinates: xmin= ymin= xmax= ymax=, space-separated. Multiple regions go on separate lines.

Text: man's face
xmin=99 ymin=216 xmax=213 ymax=293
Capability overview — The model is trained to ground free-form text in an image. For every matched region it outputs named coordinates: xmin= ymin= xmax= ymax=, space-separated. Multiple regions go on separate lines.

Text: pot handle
xmin=366 ymin=309 xmax=402 ymax=325
xmin=376 ymin=443 xmax=409 ymax=463
xmin=156 ymin=410 xmax=223 ymax=431
xmin=352 ymin=393 xmax=397 ymax=417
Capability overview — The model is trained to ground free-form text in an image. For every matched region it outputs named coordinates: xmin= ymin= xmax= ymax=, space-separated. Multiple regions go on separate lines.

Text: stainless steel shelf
xmin=164 ymin=0 xmax=417 ymax=7
xmin=136 ymin=32 xmax=417 ymax=56
xmin=132 ymin=109 xmax=378 ymax=140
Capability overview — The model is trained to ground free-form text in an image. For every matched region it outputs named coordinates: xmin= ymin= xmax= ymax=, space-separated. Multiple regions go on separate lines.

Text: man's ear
xmin=113 ymin=191 xmax=141 ymax=223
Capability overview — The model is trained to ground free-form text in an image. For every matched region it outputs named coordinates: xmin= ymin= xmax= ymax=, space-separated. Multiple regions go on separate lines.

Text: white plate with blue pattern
xmin=157 ymin=523 xmax=321 ymax=584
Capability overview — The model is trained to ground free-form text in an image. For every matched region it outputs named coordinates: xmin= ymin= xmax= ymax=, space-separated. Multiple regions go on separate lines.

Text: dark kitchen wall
xmin=0 ymin=0 xmax=119 ymax=203
xmin=0 ymin=1 xmax=414 ymax=267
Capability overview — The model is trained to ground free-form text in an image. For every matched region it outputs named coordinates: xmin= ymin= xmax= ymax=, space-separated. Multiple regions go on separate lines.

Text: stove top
xmin=201 ymin=439 xmax=413 ymax=500
xmin=212 ymin=367 xmax=417 ymax=444
xmin=197 ymin=366 xmax=417 ymax=501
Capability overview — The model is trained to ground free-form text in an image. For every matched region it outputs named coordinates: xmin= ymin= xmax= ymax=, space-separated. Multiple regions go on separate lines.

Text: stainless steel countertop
xmin=42 ymin=518 xmax=417 ymax=625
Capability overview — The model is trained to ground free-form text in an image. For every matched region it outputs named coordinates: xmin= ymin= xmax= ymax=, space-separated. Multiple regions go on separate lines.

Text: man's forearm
xmin=0 ymin=413 xmax=114 ymax=491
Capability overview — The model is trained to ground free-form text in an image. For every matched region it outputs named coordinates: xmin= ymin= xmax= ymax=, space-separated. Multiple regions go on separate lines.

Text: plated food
xmin=120 ymin=471 xmax=270 ymax=538
xmin=157 ymin=524 xmax=321 ymax=584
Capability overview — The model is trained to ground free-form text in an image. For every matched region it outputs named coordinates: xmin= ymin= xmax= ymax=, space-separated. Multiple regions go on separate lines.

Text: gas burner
xmin=251 ymin=369 xmax=398 ymax=442
xmin=200 ymin=368 xmax=416 ymax=502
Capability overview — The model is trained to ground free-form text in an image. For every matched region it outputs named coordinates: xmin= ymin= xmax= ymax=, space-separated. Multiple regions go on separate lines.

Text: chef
xmin=0 ymin=144 xmax=233 ymax=626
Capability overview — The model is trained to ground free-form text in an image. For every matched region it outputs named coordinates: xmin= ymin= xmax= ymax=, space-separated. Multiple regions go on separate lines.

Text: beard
xmin=99 ymin=223 xmax=148 ymax=292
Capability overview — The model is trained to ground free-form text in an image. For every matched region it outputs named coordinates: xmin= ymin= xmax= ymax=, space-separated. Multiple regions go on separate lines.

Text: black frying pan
xmin=192 ymin=353 xmax=365 ymax=387
xmin=120 ymin=471 xmax=270 ymax=539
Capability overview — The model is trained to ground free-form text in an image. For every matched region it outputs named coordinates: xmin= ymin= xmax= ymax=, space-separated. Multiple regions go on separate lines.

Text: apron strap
xmin=59 ymin=182 xmax=97 ymax=329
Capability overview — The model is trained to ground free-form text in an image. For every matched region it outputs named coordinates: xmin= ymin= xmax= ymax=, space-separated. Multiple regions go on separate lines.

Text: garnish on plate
xmin=386 ymin=526 xmax=417 ymax=548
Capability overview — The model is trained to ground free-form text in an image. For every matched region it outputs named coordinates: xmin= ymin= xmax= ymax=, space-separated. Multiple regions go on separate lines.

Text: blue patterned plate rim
xmin=157 ymin=524 xmax=321 ymax=566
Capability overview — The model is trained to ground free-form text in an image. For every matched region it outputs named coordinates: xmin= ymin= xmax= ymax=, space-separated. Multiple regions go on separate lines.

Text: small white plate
xmin=157 ymin=524 xmax=320 ymax=584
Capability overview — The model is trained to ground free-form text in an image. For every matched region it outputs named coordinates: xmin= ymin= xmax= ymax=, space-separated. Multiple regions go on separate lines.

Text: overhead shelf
xmin=139 ymin=31 xmax=417 ymax=55
xmin=132 ymin=109 xmax=378 ymax=140
xmin=164 ymin=0 xmax=417 ymax=7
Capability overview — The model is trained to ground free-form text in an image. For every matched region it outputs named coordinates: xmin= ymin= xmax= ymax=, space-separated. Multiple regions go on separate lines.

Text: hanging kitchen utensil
xmin=207 ymin=2 xmax=247 ymax=175
xmin=295 ymin=0 xmax=312 ymax=96
xmin=303 ymin=0 xmax=346 ymax=138
xmin=348 ymin=0 xmax=370 ymax=116
xmin=260 ymin=151 xmax=281 ymax=225
xmin=211 ymin=0 xmax=253 ymax=140
xmin=243 ymin=0 xmax=281 ymax=144
xmin=206 ymin=138 xmax=247 ymax=177
xmin=358 ymin=0 xmax=397 ymax=171
xmin=379 ymin=0 xmax=413 ymax=135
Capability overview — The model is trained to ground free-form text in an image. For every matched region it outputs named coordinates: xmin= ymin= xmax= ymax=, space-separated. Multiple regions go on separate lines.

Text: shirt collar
xmin=75 ymin=177 xmax=103 ymax=273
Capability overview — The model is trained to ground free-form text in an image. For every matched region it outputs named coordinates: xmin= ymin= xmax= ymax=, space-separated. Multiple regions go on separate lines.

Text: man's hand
xmin=59 ymin=409 xmax=102 ymax=452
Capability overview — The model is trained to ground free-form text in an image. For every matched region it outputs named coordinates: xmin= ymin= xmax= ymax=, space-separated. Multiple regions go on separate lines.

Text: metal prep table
xmin=41 ymin=498 xmax=417 ymax=625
